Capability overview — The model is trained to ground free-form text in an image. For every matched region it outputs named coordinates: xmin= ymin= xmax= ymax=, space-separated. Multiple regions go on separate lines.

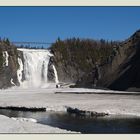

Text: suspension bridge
xmin=11 ymin=41 xmax=54 ymax=48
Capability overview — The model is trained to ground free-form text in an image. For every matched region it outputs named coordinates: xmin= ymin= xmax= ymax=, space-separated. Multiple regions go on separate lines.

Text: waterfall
xmin=52 ymin=65 xmax=59 ymax=84
xmin=17 ymin=57 xmax=23 ymax=85
xmin=17 ymin=48 xmax=58 ymax=88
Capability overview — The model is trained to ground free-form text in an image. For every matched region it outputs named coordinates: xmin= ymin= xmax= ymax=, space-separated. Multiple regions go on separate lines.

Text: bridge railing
xmin=11 ymin=41 xmax=53 ymax=48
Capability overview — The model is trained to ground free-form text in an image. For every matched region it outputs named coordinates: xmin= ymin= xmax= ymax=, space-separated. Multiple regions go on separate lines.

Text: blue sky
xmin=0 ymin=7 xmax=140 ymax=45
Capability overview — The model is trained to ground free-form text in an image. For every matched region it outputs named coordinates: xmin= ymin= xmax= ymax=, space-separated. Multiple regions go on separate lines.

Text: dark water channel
xmin=0 ymin=109 xmax=140 ymax=133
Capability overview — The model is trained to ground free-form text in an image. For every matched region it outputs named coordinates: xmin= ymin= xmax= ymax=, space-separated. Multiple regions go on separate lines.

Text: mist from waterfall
xmin=17 ymin=48 xmax=58 ymax=88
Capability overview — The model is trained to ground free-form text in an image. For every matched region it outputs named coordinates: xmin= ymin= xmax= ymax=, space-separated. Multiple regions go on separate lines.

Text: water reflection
xmin=0 ymin=109 xmax=140 ymax=133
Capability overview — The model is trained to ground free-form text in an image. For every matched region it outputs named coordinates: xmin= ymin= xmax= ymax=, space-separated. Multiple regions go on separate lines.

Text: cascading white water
xmin=17 ymin=48 xmax=58 ymax=88
xmin=52 ymin=65 xmax=59 ymax=84
xmin=17 ymin=57 xmax=23 ymax=85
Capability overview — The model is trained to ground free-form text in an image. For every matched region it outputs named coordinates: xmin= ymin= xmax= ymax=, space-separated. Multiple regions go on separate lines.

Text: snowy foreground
xmin=0 ymin=87 xmax=140 ymax=133
xmin=0 ymin=114 xmax=73 ymax=133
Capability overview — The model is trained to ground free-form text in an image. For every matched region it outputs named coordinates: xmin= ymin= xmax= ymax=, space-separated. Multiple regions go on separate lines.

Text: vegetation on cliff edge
xmin=51 ymin=38 xmax=120 ymax=72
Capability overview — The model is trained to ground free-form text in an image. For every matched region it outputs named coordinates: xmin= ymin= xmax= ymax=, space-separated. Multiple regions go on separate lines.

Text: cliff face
xmin=51 ymin=38 xmax=115 ymax=84
xmin=51 ymin=30 xmax=140 ymax=91
xmin=0 ymin=41 xmax=21 ymax=89
xmin=0 ymin=30 xmax=140 ymax=91
xmin=108 ymin=30 xmax=140 ymax=91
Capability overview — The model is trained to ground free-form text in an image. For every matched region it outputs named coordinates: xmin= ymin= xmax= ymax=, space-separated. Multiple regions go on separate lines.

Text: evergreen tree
xmin=57 ymin=37 xmax=61 ymax=43
xmin=5 ymin=38 xmax=10 ymax=45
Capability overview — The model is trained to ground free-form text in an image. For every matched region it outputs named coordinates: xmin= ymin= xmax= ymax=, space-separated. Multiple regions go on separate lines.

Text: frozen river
xmin=0 ymin=87 xmax=140 ymax=133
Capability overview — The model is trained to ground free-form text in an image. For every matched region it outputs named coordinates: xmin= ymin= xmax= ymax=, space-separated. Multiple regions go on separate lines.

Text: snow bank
xmin=0 ymin=114 xmax=77 ymax=133
xmin=11 ymin=117 xmax=37 ymax=123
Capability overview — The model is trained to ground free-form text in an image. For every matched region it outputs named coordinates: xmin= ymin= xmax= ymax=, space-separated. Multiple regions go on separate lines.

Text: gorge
xmin=0 ymin=29 xmax=140 ymax=91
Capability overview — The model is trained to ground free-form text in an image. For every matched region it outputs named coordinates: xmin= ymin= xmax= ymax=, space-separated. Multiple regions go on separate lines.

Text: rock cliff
xmin=50 ymin=30 xmax=140 ymax=91
xmin=0 ymin=40 xmax=22 ymax=88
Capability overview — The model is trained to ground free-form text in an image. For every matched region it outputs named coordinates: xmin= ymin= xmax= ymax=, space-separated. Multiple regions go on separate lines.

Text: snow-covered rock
xmin=3 ymin=51 xmax=9 ymax=67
